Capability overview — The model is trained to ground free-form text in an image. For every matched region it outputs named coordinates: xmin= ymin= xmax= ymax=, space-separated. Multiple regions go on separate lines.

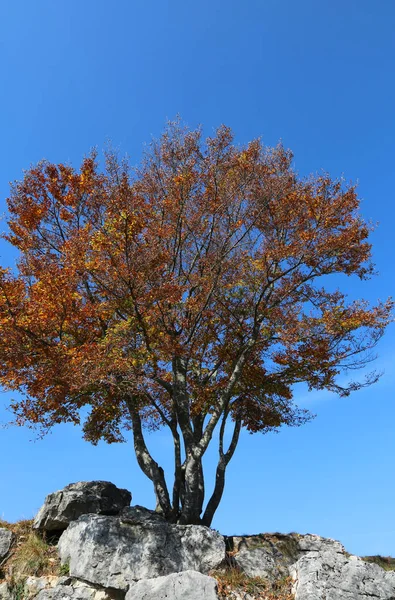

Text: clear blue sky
xmin=0 ymin=0 xmax=394 ymax=557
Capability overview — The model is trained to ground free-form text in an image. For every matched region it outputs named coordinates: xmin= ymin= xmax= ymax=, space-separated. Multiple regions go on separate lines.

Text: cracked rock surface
xmin=125 ymin=571 xmax=219 ymax=600
xmin=292 ymin=541 xmax=395 ymax=599
xmin=34 ymin=577 xmax=114 ymax=600
xmin=58 ymin=513 xmax=225 ymax=591
xmin=33 ymin=482 xmax=132 ymax=533
xmin=231 ymin=532 xmax=395 ymax=599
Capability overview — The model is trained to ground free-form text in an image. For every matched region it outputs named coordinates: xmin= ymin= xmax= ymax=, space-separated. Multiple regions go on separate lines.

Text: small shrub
xmin=58 ymin=562 xmax=70 ymax=576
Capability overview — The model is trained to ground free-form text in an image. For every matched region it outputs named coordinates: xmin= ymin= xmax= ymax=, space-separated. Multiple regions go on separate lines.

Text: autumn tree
xmin=0 ymin=122 xmax=392 ymax=525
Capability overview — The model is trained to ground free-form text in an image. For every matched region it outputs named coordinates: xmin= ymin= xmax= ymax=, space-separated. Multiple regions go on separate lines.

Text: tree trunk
xmin=202 ymin=415 xmax=241 ymax=526
xmin=178 ymin=452 xmax=205 ymax=524
xmin=126 ymin=398 xmax=172 ymax=518
xmin=201 ymin=459 xmax=226 ymax=527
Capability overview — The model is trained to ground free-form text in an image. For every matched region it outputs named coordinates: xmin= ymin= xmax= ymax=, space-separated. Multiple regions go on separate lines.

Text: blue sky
xmin=0 ymin=0 xmax=394 ymax=556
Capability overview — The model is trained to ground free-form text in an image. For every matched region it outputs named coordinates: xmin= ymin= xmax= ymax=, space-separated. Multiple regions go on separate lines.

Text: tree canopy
xmin=0 ymin=122 xmax=392 ymax=524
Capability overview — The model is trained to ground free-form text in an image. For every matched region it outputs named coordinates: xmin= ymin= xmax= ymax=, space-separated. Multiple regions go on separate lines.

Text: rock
xmin=33 ymin=481 xmax=132 ymax=532
xmin=120 ymin=505 xmax=166 ymax=525
xmin=231 ymin=532 xmax=395 ymax=599
xmin=0 ymin=582 xmax=12 ymax=600
xmin=35 ymin=578 xmax=113 ymax=600
xmin=24 ymin=576 xmax=60 ymax=598
xmin=232 ymin=532 xmax=299 ymax=581
xmin=126 ymin=570 xmax=219 ymax=600
xmin=0 ymin=577 xmax=61 ymax=600
xmin=296 ymin=531 xmax=345 ymax=553
xmin=292 ymin=542 xmax=395 ymax=600
xmin=58 ymin=513 xmax=225 ymax=591
xmin=0 ymin=528 xmax=14 ymax=561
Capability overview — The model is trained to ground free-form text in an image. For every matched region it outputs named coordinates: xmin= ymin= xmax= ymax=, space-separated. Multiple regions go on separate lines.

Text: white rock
xmin=35 ymin=578 xmax=112 ymax=600
xmin=293 ymin=547 xmax=395 ymax=599
xmin=126 ymin=570 xmax=219 ymax=600
xmin=25 ymin=576 xmax=60 ymax=598
xmin=58 ymin=513 xmax=225 ymax=591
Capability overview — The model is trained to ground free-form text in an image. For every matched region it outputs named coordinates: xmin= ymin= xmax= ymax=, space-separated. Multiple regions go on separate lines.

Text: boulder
xmin=33 ymin=481 xmax=131 ymax=532
xmin=58 ymin=513 xmax=225 ymax=591
xmin=125 ymin=570 xmax=219 ymax=600
xmin=0 ymin=528 xmax=14 ymax=561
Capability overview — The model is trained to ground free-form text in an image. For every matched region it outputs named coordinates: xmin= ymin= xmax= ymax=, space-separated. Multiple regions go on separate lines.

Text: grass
xmin=362 ymin=555 xmax=395 ymax=572
xmin=0 ymin=519 xmax=60 ymax=585
xmin=0 ymin=518 xmax=34 ymax=539
xmin=8 ymin=579 xmax=27 ymax=600
xmin=212 ymin=567 xmax=294 ymax=600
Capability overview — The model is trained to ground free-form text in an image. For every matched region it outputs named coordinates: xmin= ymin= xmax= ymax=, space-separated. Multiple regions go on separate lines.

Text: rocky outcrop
xmin=291 ymin=539 xmax=395 ymax=600
xmin=125 ymin=571 xmax=219 ymax=600
xmin=58 ymin=512 xmax=225 ymax=591
xmin=3 ymin=481 xmax=395 ymax=600
xmin=0 ymin=529 xmax=14 ymax=562
xmin=33 ymin=482 xmax=131 ymax=532
xmin=229 ymin=532 xmax=395 ymax=599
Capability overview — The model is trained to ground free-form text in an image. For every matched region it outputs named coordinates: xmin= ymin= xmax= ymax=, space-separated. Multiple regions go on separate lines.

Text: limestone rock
xmin=231 ymin=532 xmax=299 ymax=581
xmin=126 ymin=570 xmax=219 ymax=600
xmin=231 ymin=532 xmax=395 ymax=599
xmin=35 ymin=578 xmax=113 ymax=600
xmin=292 ymin=543 xmax=395 ymax=600
xmin=0 ymin=577 xmax=61 ymax=600
xmin=33 ymin=481 xmax=131 ymax=532
xmin=58 ymin=513 xmax=225 ymax=591
xmin=0 ymin=529 xmax=14 ymax=562
xmin=0 ymin=582 xmax=12 ymax=600
xmin=120 ymin=505 xmax=166 ymax=525
xmin=24 ymin=576 xmax=60 ymax=598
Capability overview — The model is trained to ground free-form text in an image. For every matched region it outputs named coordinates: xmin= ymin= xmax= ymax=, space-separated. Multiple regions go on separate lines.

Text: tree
xmin=0 ymin=122 xmax=392 ymax=525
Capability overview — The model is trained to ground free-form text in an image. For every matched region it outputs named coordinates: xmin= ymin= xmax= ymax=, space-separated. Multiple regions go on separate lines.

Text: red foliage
xmin=0 ymin=123 xmax=392 ymax=445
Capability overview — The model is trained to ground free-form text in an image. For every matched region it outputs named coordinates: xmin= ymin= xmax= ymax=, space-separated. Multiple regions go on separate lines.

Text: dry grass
xmin=212 ymin=567 xmax=294 ymax=600
xmin=0 ymin=519 xmax=60 ymax=585
xmin=0 ymin=518 xmax=34 ymax=538
xmin=362 ymin=555 xmax=395 ymax=572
